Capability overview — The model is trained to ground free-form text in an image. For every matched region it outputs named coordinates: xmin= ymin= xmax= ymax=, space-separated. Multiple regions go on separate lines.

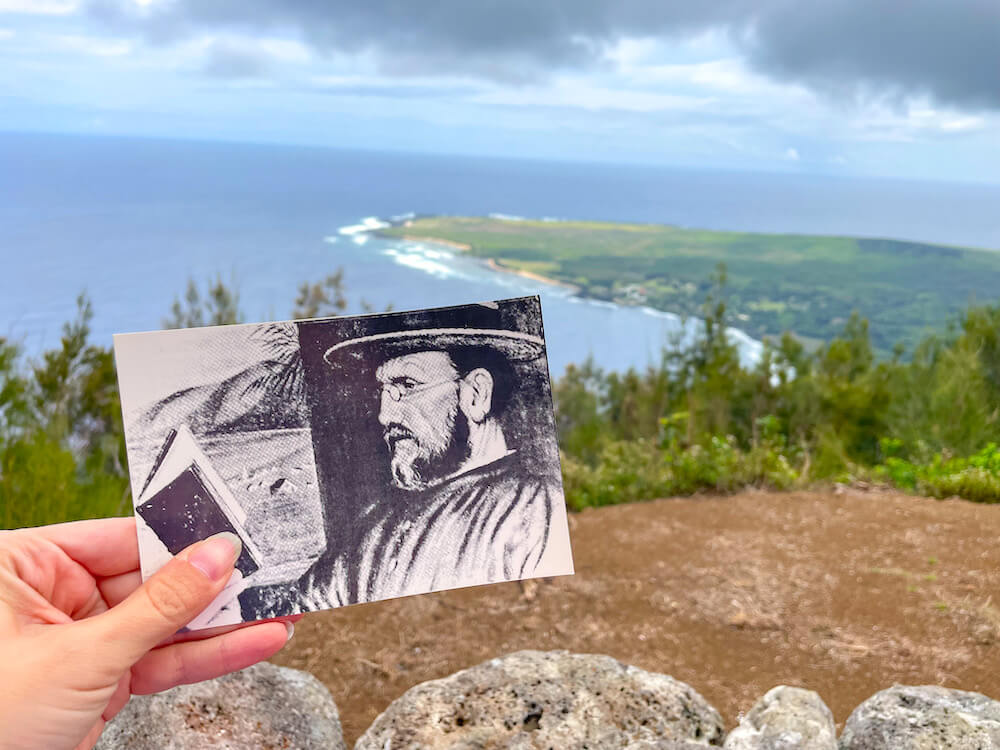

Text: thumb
xmin=86 ymin=532 xmax=242 ymax=668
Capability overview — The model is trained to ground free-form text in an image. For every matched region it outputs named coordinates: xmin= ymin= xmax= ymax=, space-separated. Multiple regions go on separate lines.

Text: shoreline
xmin=483 ymin=257 xmax=581 ymax=294
xmin=395 ymin=233 xmax=472 ymax=251
xmin=384 ymin=230 xmax=581 ymax=294
xmin=367 ymin=219 xmax=763 ymax=361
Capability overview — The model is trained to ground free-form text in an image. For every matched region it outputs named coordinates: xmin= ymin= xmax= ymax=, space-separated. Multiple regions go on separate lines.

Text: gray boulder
xmin=724 ymin=686 xmax=836 ymax=750
xmin=355 ymin=649 xmax=725 ymax=749
xmin=839 ymin=684 xmax=1000 ymax=749
xmin=626 ymin=743 xmax=728 ymax=750
xmin=96 ymin=662 xmax=345 ymax=750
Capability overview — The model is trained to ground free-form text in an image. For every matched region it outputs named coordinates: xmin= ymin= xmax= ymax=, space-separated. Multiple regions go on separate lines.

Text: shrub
xmin=561 ymin=435 xmax=802 ymax=511
xmin=874 ymin=443 xmax=1000 ymax=504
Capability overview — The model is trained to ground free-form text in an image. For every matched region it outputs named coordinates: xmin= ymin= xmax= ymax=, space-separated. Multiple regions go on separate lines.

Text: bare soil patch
xmin=271 ymin=488 xmax=1000 ymax=745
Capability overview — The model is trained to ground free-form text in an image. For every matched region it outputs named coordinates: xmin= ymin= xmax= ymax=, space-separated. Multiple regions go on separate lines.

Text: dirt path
xmin=272 ymin=488 xmax=1000 ymax=745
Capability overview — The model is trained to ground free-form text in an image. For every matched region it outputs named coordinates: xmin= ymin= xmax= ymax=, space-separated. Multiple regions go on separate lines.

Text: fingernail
xmin=189 ymin=532 xmax=241 ymax=582
xmin=285 ymin=622 xmax=295 ymax=642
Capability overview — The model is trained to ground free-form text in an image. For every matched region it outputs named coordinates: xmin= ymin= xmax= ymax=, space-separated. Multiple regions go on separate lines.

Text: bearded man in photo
xmin=298 ymin=324 xmax=566 ymax=607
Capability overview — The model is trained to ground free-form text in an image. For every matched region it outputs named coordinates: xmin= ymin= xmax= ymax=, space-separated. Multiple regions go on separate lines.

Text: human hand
xmin=0 ymin=517 xmax=298 ymax=750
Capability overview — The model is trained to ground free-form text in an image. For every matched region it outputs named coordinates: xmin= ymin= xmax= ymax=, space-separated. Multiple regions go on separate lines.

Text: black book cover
xmin=136 ymin=463 xmax=260 ymax=577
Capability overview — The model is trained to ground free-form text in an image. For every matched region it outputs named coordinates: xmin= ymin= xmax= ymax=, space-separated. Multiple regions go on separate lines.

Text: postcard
xmin=114 ymin=296 xmax=574 ymax=629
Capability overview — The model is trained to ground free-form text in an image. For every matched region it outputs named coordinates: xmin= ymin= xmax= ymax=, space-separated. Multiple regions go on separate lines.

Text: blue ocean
xmin=3 ymin=132 xmax=1000 ymax=375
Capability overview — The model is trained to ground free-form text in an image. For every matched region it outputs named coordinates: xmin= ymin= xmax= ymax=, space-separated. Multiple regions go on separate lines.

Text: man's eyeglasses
xmin=380 ymin=377 xmax=459 ymax=403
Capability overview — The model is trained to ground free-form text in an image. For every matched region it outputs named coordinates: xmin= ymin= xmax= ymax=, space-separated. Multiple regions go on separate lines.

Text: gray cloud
xmin=748 ymin=0 xmax=1000 ymax=110
xmin=86 ymin=0 xmax=1000 ymax=109
xmin=201 ymin=40 xmax=269 ymax=78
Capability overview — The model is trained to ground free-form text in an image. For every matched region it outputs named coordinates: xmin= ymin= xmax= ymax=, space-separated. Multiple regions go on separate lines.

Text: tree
xmin=292 ymin=268 xmax=387 ymax=320
xmin=551 ymin=358 xmax=606 ymax=464
xmin=293 ymin=270 xmax=348 ymax=319
xmin=164 ymin=276 xmax=244 ymax=329
xmin=0 ymin=337 xmax=28 ymax=446
xmin=1 ymin=295 xmax=129 ymax=528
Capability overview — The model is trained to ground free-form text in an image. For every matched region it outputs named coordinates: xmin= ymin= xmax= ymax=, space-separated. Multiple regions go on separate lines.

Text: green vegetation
xmin=2 ymin=264 xmax=999 ymax=528
xmin=555 ymin=269 xmax=1000 ymax=509
xmin=876 ymin=442 xmax=1000 ymax=504
xmin=383 ymin=216 xmax=1000 ymax=354
xmin=1 ymin=296 xmax=129 ymax=529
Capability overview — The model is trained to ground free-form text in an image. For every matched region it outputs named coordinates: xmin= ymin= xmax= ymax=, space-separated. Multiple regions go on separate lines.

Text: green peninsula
xmin=382 ymin=216 xmax=1000 ymax=353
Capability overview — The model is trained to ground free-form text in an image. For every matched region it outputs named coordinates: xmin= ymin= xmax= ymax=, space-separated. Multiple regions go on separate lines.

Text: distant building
xmin=620 ymin=283 xmax=648 ymax=304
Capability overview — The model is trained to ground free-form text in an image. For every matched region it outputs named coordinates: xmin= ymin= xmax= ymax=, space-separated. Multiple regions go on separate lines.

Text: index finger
xmin=29 ymin=517 xmax=139 ymax=577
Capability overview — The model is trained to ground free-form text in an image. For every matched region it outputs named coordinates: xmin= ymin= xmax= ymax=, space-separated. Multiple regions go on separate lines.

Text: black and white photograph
xmin=115 ymin=296 xmax=574 ymax=629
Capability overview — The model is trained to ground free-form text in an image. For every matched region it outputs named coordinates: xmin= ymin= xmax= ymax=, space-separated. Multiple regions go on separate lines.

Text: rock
xmin=356 ymin=649 xmax=725 ymax=749
xmin=724 ymin=686 xmax=836 ymax=749
xmin=839 ymin=684 xmax=1000 ymax=749
xmin=96 ymin=662 xmax=345 ymax=750
xmin=626 ymin=742 xmax=727 ymax=750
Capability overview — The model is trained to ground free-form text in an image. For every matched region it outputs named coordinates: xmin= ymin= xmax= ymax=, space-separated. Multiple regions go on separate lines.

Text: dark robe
xmin=299 ymin=452 xmax=563 ymax=608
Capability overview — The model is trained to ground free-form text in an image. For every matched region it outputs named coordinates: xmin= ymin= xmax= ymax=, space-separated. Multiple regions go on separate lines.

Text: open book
xmin=135 ymin=425 xmax=263 ymax=627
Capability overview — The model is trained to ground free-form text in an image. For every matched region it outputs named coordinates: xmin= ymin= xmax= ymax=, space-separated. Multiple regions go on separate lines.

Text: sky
xmin=1 ymin=0 xmax=998 ymax=183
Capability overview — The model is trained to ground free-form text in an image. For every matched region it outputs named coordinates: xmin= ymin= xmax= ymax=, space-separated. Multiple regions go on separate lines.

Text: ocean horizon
xmin=3 ymin=131 xmax=999 ymax=374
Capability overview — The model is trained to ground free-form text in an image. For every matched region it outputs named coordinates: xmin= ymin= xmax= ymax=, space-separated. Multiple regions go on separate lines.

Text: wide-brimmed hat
xmin=323 ymin=327 xmax=545 ymax=367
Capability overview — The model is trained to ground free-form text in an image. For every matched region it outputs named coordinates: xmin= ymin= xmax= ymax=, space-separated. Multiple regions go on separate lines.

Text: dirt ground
xmin=271 ymin=488 xmax=1000 ymax=745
